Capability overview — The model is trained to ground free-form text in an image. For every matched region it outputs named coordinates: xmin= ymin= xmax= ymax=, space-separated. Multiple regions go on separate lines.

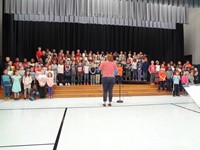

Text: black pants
xmin=158 ymin=81 xmax=165 ymax=90
xmin=102 ymin=77 xmax=115 ymax=102
xmin=166 ymin=79 xmax=172 ymax=91
xmin=65 ymin=75 xmax=71 ymax=84
xmin=39 ymin=86 xmax=46 ymax=98
xmin=57 ymin=73 xmax=64 ymax=84
xmin=116 ymin=75 xmax=122 ymax=84
xmin=173 ymin=84 xmax=179 ymax=96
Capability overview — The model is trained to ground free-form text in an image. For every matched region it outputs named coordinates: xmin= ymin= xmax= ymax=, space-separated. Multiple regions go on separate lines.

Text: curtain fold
xmin=4 ymin=0 xmax=189 ymax=29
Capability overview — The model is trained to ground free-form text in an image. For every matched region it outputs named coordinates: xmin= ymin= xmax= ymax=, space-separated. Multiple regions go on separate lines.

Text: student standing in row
xmin=12 ymin=70 xmax=22 ymax=100
xmin=173 ymin=71 xmax=180 ymax=97
xmin=1 ymin=69 xmax=12 ymax=100
xmin=47 ymin=72 xmax=54 ymax=99
xmin=23 ymin=71 xmax=32 ymax=99
xmin=38 ymin=70 xmax=47 ymax=99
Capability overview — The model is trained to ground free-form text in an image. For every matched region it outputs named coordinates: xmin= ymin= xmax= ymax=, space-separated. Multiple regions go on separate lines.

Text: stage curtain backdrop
xmin=3 ymin=14 xmax=184 ymax=63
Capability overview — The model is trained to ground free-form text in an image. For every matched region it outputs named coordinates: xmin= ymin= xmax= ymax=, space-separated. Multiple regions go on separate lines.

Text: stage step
xmin=0 ymin=84 xmax=171 ymax=99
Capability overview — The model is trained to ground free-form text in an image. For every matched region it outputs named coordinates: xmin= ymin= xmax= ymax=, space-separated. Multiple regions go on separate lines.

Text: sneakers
xmin=59 ymin=83 xmax=63 ymax=86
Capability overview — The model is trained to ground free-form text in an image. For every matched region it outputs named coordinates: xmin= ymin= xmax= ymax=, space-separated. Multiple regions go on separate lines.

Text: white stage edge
xmin=183 ymin=84 xmax=200 ymax=108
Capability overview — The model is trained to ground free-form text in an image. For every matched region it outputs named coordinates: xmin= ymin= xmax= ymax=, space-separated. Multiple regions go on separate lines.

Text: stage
xmin=0 ymin=84 xmax=171 ymax=99
xmin=0 ymin=95 xmax=199 ymax=150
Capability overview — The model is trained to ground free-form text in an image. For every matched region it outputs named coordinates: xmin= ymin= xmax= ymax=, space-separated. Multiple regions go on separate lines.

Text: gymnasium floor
xmin=0 ymin=95 xmax=200 ymax=150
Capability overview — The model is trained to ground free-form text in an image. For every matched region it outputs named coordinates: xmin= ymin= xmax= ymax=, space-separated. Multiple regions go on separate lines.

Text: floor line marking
xmin=53 ymin=108 xmax=67 ymax=150
xmin=0 ymin=143 xmax=54 ymax=148
xmin=0 ymin=102 xmax=194 ymax=111
xmin=172 ymin=103 xmax=200 ymax=114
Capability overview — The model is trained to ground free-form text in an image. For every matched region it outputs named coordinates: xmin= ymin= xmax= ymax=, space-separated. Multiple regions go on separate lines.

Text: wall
xmin=0 ymin=1 xmax=2 ymax=63
xmin=184 ymin=8 xmax=200 ymax=65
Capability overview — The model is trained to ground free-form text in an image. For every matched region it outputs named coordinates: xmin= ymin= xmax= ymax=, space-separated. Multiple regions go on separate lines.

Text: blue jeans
xmin=84 ymin=73 xmax=89 ymax=83
xmin=167 ymin=79 xmax=172 ymax=91
xmin=90 ymin=74 xmax=96 ymax=84
xmin=137 ymin=69 xmax=142 ymax=81
xmin=102 ymin=77 xmax=115 ymax=102
xmin=3 ymin=86 xmax=11 ymax=97
xmin=77 ymin=74 xmax=83 ymax=84
xmin=173 ymin=84 xmax=179 ymax=96
xmin=132 ymin=69 xmax=137 ymax=79
xmin=143 ymin=71 xmax=148 ymax=81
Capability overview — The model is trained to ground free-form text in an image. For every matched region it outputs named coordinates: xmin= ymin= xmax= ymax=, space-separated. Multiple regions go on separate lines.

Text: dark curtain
xmin=3 ymin=14 xmax=184 ymax=63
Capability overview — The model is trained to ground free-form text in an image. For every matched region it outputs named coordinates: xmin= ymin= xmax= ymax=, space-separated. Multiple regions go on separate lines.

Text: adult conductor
xmin=99 ymin=54 xmax=117 ymax=107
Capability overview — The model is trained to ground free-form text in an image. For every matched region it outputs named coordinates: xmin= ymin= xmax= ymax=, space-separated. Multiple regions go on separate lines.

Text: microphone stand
xmin=117 ymin=76 xmax=123 ymax=103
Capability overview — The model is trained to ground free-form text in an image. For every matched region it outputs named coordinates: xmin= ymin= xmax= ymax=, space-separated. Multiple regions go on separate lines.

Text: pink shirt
xmin=99 ymin=61 xmax=117 ymax=77
xmin=181 ymin=75 xmax=188 ymax=85
xmin=47 ymin=77 xmax=54 ymax=87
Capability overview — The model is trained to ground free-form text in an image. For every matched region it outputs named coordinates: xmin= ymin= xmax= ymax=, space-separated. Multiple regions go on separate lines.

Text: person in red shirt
xmin=36 ymin=47 xmax=43 ymax=61
xmin=148 ymin=60 xmax=156 ymax=85
xmin=13 ymin=58 xmax=19 ymax=70
xmin=183 ymin=60 xmax=192 ymax=70
xmin=22 ymin=58 xmax=28 ymax=69
xmin=158 ymin=68 xmax=166 ymax=91
xmin=76 ymin=49 xmax=81 ymax=59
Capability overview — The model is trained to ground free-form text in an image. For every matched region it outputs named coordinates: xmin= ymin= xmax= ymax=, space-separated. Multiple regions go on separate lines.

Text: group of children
xmin=149 ymin=60 xmax=199 ymax=96
xmin=1 ymin=68 xmax=54 ymax=100
xmin=1 ymin=47 xmax=199 ymax=100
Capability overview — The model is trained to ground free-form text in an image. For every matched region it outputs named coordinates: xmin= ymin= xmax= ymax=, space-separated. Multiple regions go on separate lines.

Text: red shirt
xmin=149 ymin=65 xmax=156 ymax=74
xmin=36 ymin=51 xmax=43 ymax=59
xmin=13 ymin=61 xmax=19 ymax=69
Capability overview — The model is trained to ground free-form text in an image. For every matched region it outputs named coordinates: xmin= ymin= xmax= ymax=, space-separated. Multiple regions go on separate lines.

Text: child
xmin=142 ymin=57 xmax=149 ymax=81
xmin=71 ymin=62 xmax=76 ymax=85
xmin=22 ymin=70 xmax=32 ymax=99
xmin=194 ymin=67 xmax=199 ymax=84
xmin=166 ymin=67 xmax=173 ymax=91
xmin=51 ymin=60 xmax=58 ymax=84
xmin=173 ymin=71 xmax=180 ymax=97
xmin=188 ymin=71 xmax=194 ymax=85
xmin=30 ymin=67 xmax=35 ymax=87
xmin=47 ymin=72 xmax=54 ymax=99
xmin=83 ymin=62 xmax=90 ymax=85
xmin=158 ymin=68 xmax=166 ymax=91
xmin=125 ymin=59 xmax=131 ymax=81
xmin=1 ymin=69 xmax=12 ymax=100
xmin=155 ymin=61 xmax=160 ymax=84
xmin=57 ymin=61 xmax=64 ymax=86
xmin=95 ymin=63 xmax=101 ymax=84
xmin=64 ymin=61 xmax=71 ymax=86
xmin=90 ymin=63 xmax=96 ymax=85
xmin=7 ymin=66 xmax=13 ymax=77
xmin=148 ymin=60 xmax=156 ymax=85
xmin=137 ymin=59 xmax=143 ymax=81
xmin=38 ymin=70 xmax=47 ymax=98
xmin=181 ymin=72 xmax=189 ymax=85
xmin=77 ymin=62 xmax=84 ymax=85
xmin=116 ymin=63 xmax=123 ymax=84
xmin=46 ymin=65 xmax=54 ymax=79
xmin=181 ymin=71 xmax=189 ymax=95
xmin=131 ymin=59 xmax=137 ymax=81
xmin=29 ymin=84 xmax=39 ymax=101
xmin=12 ymin=70 xmax=22 ymax=100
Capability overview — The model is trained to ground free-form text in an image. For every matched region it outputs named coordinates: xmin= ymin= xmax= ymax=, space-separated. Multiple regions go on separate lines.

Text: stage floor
xmin=0 ymin=96 xmax=200 ymax=150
